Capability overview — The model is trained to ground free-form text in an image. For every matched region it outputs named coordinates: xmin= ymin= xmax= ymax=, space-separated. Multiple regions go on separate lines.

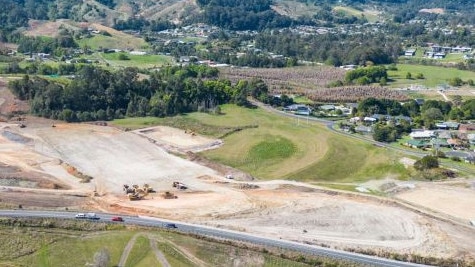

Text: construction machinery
xmin=128 ymin=187 xmax=148 ymax=200
xmin=123 ymin=184 xmax=152 ymax=200
xmin=143 ymin=184 xmax=156 ymax=193
xmin=123 ymin=184 xmax=135 ymax=194
xmin=184 ymin=129 xmax=196 ymax=136
xmin=172 ymin=181 xmax=187 ymax=190
xmin=162 ymin=191 xmax=177 ymax=199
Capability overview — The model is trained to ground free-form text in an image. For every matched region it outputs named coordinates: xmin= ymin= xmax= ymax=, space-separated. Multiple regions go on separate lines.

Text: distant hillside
xmin=194 ymin=0 xmax=293 ymax=30
xmin=1 ymin=0 xmax=475 ymax=39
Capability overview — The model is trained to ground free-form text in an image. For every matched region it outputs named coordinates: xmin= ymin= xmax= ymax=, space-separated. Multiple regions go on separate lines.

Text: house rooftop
xmin=409 ymin=130 xmax=436 ymax=139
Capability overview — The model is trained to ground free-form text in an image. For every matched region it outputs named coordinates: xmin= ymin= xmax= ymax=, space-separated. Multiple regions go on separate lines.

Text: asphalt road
xmin=0 ymin=210 xmax=430 ymax=267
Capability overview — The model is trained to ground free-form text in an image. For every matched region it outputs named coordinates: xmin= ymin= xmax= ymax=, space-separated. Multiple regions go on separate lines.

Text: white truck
xmin=75 ymin=213 xmax=100 ymax=220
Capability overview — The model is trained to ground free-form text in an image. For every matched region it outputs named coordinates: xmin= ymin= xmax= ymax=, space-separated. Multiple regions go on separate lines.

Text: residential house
xmin=414 ymin=98 xmax=425 ymax=105
xmin=405 ymin=139 xmax=430 ymax=149
xmin=433 ymin=53 xmax=446 ymax=59
xmin=371 ymin=114 xmax=389 ymax=121
xmin=349 ymin=117 xmax=360 ymax=123
xmin=355 ymin=125 xmax=372 ymax=134
xmin=435 ymin=122 xmax=460 ymax=130
xmin=284 ymin=104 xmax=308 ymax=112
xmin=467 ymin=133 xmax=475 ymax=145
xmin=363 ymin=117 xmax=377 ymax=123
xmin=404 ymin=49 xmax=416 ymax=56
xmin=436 ymin=131 xmax=452 ymax=139
xmin=319 ymin=104 xmax=335 ymax=111
xmin=394 ymin=115 xmax=412 ymax=124
xmin=129 ymin=51 xmax=147 ymax=55
xmin=409 ymin=130 xmax=436 ymax=139
xmin=459 ymin=124 xmax=475 ymax=131
xmin=430 ymin=138 xmax=450 ymax=148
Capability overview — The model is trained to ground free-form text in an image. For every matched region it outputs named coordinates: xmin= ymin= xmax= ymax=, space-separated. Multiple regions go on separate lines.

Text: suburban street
xmin=0 ymin=210 xmax=430 ymax=267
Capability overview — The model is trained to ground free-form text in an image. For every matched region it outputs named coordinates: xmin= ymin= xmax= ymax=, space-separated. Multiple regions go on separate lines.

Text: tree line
xmin=8 ymin=65 xmax=269 ymax=122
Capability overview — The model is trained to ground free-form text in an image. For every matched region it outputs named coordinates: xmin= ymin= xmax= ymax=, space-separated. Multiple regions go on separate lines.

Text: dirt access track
xmin=1 ymin=82 xmax=475 ymax=261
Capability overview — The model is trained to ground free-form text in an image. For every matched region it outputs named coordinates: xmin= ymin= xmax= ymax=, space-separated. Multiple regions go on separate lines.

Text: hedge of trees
xmin=8 ymin=65 xmax=268 ymax=122
xmin=344 ymin=66 xmax=388 ymax=85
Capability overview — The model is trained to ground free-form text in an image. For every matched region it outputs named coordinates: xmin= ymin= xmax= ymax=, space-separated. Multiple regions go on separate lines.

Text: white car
xmin=75 ymin=213 xmax=86 ymax=219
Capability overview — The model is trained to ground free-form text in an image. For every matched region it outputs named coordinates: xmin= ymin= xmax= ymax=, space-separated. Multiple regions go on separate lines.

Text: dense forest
xmin=194 ymin=0 xmax=293 ymax=30
xmin=254 ymin=31 xmax=400 ymax=66
xmin=7 ymin=65 xmax=270 ymax=121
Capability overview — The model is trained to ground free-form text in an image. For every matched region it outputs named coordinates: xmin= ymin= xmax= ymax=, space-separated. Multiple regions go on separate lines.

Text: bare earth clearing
xmin=0 ymin=81 xmax=475 ymax=261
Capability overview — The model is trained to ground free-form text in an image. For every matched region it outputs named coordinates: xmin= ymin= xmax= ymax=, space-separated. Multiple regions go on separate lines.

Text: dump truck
xmin=172 ymin=181 xmax=187 ymax=190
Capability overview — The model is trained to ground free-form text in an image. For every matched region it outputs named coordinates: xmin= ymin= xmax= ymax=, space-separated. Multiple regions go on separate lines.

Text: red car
xmin=111 ymin=216 xmax=123 ymax=222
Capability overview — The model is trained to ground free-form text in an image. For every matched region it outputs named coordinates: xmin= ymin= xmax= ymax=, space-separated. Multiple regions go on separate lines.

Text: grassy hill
xmin=113 ymin=104 xmax=410 ymax=183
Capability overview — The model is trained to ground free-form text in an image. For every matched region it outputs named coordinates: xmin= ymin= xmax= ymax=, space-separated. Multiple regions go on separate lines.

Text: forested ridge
xmin=8 ymin=65 xmax=269 ymax=122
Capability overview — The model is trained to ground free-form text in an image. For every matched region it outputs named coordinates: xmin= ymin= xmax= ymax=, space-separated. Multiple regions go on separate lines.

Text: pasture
xmin=388 ymin=64 xmax=475 ymax=88
xmin=100 ymin=52 xmax=174 ymax=68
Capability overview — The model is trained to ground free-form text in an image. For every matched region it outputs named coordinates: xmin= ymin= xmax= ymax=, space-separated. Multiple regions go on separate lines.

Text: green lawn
xmin=100 ymin=52 xmax=174 ymax=68
xmin=18 ymin=231 xmax=134 ymax=266
xmin=388 ymin=64 xmax=475 ymax=88
xmin=292 ymin=95 xmax=314 ymax=104
xmin=114 ymin=104 xmax=409 ymax=182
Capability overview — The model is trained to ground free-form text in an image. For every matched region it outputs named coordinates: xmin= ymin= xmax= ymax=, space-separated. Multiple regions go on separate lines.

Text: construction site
xmin=1 ymin=79 xmax=475 ymax=262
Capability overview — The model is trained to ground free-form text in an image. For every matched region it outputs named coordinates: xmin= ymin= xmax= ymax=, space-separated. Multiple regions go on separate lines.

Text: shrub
xmin=414 ymin=155 xmax=439 ymax=171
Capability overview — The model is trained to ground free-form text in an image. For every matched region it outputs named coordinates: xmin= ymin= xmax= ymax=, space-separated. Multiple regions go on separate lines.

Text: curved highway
xmin=0 ymin=210 xmax=429 ymax=267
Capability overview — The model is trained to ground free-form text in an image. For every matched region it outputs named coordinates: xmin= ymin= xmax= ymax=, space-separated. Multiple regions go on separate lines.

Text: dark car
xmin=165 ymin=223 xmax=177 ymax=229
xmin=111 ymin=216 xmax=123 ymax=222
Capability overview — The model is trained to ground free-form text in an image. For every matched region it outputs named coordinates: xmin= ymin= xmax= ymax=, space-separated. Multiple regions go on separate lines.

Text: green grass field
xmin=1 ymin=220 xmax=340 ymax=266
xmin=388 ymin=64 xmax=475 ymax=87
xmin=113 ymin=104 xmax=408 ymax=182
xmin=100 ymin=52 xmax=174 ymax=68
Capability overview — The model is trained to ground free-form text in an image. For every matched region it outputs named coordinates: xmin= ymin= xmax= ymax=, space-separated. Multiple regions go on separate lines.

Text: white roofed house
xmin=404 ymin=49 xmax=416 ymax=57
xmin=409 ymin=130 xmax=436 ymax=139
xmin=468 ymin=133 xmax=475 ymax=145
